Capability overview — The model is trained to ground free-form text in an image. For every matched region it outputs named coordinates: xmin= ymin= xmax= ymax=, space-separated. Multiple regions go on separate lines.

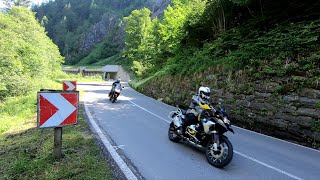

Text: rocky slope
xmin=79 ymin=0 xmax=171 ymax=55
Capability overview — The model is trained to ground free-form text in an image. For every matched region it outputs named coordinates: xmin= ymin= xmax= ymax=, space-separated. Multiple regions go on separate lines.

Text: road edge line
xmin=233 ymin=126 xmax=320 ymax=153
xmin=127 ymin=99 xmax=170 ymax=123
xmin=84 ymin=101 xmax=138 ymax=180
xmin=234 ymin=151 xmax=303 ymax=180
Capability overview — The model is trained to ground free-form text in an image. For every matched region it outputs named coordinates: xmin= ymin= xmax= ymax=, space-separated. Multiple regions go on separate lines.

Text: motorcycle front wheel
xmin=168 ymin=122 xmax=181 ymax=143
xmin=112 ymin=95 xmax=116 ymax=103
xmin=205 ymin=136 xmax=233 ymax=168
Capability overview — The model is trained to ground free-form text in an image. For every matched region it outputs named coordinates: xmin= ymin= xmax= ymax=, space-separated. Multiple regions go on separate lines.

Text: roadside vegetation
xmin=123 ymin=0 xmax=319 ymax=83
xmin=0 ymin=78 xmax=113 ymax=179
xmin=0 ymin=6 xmax=112 ymax=179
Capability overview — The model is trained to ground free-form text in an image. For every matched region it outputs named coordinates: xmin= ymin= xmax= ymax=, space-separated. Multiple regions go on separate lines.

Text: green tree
xmin=158 ymin=0 xmax=207 ymax=53
xmin=40 ymin=15 xmax=48 ymax=27
xmin=123 ymin=8 xmax=152 ymax=65
xmin=0 ymin=7 xmax=63 ymax=99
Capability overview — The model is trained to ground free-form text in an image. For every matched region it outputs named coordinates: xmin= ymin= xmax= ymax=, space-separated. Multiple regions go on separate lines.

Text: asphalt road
xmin=80 ymin=81 xmax=320 ymax=180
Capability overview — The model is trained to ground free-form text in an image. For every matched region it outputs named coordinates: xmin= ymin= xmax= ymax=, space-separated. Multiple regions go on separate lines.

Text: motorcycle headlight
xmin=223 ymin=117 xmax=230 ymax=124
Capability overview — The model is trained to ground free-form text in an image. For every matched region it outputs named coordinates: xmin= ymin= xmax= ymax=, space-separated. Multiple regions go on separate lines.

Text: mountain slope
xmin=33 ymin=0 xmax=170 ymax=65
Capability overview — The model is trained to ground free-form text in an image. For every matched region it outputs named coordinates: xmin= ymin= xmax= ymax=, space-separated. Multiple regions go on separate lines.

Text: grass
xmin=0 ymin=76 xmax=113 ymax=180
xmin=128 ymin=64 xmax=173 ymax=90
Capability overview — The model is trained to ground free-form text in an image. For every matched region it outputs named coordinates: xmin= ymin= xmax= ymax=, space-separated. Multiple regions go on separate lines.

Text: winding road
xmin=80 ymin=81 xmax=320 ymax=180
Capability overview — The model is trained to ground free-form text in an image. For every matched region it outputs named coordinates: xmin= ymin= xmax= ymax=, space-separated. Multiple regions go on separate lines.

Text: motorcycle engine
xmin=187 ymin=125 xmax=197 ymax=135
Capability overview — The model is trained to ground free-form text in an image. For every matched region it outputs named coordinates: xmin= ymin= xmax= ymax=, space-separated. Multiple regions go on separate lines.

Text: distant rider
xmin=109 ymin=78 xmax=122 ymax=97
xmin=180 ymin=86 xmax=211 ymax=135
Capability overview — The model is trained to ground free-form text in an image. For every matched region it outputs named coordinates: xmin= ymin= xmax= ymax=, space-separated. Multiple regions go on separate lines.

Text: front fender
xmin=227 ymin=126 xmax=235 ymax=134
xmin=214 ymin=117 xmax=228 ymax=130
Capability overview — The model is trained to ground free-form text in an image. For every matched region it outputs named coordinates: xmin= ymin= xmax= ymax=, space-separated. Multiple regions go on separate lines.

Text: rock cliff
xmin=79 ymin=0 xmax=171 ymax=55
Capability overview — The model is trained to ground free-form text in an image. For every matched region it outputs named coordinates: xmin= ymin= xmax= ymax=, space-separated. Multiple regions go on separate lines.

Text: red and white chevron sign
xmin=37 ymin=91 xmax=79 ymax=128
xmin=63 ymin=81 xmax=76 ymax=91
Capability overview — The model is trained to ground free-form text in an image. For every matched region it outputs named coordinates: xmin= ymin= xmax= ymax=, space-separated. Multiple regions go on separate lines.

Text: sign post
xmin=37 ymin=90 xmax=79 ymax=159
xmin=54 ymin=127 xmax=62 ymax=159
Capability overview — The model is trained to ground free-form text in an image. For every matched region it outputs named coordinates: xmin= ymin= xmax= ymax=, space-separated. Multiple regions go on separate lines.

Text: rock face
xmin=80 ymin=13 xmax=119 ymax=53
xmin=136 ymin=72 xmax=320 ymax=148
xmin=149 ymin=0 xmax=171 ymax=18
xmin=79 ymin=0 xmax=171 ymax=54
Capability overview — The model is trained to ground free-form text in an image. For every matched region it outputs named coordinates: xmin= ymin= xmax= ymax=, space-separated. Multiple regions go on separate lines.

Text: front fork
xmin=212 ymin=131 xmax=220 ymax=151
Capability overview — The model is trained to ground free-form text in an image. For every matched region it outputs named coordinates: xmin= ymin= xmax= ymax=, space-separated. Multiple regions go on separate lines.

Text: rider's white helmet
xmin=115 ymin=77 xmax=121 ymax=83
xmin=198 ymin=86 xmax=210 ymax=103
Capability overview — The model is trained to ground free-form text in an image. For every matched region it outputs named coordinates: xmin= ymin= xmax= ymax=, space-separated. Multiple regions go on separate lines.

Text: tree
xmin=123 ymin=8 xmax=153 ymax=76
xmin=158 ymin=0 xmax=207 ymax=53
xmin=0 ymin=7 xmax=63 ymax=99
xmin=124 ymin=8 xmax=152 ymax=61
xmin=40 ymin=15 xmax=48 ymax=27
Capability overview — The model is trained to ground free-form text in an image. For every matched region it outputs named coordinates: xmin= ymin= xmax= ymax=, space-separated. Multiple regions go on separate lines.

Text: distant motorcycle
xmin=109 ymin=84 xmax=123 ymax=103
xmin=168 ymin=99 xmax=234 ymax=168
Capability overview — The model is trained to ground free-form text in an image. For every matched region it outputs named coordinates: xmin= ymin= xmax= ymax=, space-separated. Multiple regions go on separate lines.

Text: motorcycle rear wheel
xmin=205 ymin=136 xmax=233 ymax=168
xmin=168 ymin=122 xmax=181 ymax=143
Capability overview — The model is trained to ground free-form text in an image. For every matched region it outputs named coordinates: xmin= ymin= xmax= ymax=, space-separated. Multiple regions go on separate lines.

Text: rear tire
xmin=205 ymin=136 xmax=233 ymax=168
xmin=168 ymin=122 xmax=181 ymax=143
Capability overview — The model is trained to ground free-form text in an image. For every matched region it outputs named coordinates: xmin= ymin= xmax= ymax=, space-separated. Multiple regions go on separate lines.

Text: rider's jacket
xmin=111 ymin=81 xmax=122 ymax=91
xmin=186 ymin=94 xmax=209 ymax=117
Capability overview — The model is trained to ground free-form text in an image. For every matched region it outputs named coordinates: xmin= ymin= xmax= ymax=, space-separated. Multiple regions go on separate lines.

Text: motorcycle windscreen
xmin=114 ymin=84 xmax=121 ymax=92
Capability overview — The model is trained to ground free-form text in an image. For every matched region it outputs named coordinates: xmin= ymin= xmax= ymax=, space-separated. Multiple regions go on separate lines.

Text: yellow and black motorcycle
xmin=168 ymin=99 xmax=234 ymax=168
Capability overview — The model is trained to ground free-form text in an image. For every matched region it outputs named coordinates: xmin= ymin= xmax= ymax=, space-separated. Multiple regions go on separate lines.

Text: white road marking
xmin=234 ymin=151 xmax=303 ymax=180
xmin=113 ymin=145 xmax=126 ymax=150
xmin=127 ymin=99 xmax=170 ymax=123
xmin=84 ymin=102 xmax=137 ymax=180
xmin=233 ymin=126 xmax=320 ymax=153
xmin=126 ymin=98 xmax=304 ymax=180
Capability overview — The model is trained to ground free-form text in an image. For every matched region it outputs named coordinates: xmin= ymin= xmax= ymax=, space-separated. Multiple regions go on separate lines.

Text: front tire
xmin=205 ymin=136 xmax=233 ymax=168
xmin=168 ymin=122 xmax=181 ymax=143
xmin=109 ymin=92 xmax=113 ymax=101
xmin=112 ymin=95 xmax=116 ymax=103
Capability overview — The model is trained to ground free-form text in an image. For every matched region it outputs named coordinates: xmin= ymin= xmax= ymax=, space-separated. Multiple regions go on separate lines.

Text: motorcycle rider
xmin=180 ymin=86 xmax=211 ymax=135
xmin=109 ymin=77 xmax=122 ymax=97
